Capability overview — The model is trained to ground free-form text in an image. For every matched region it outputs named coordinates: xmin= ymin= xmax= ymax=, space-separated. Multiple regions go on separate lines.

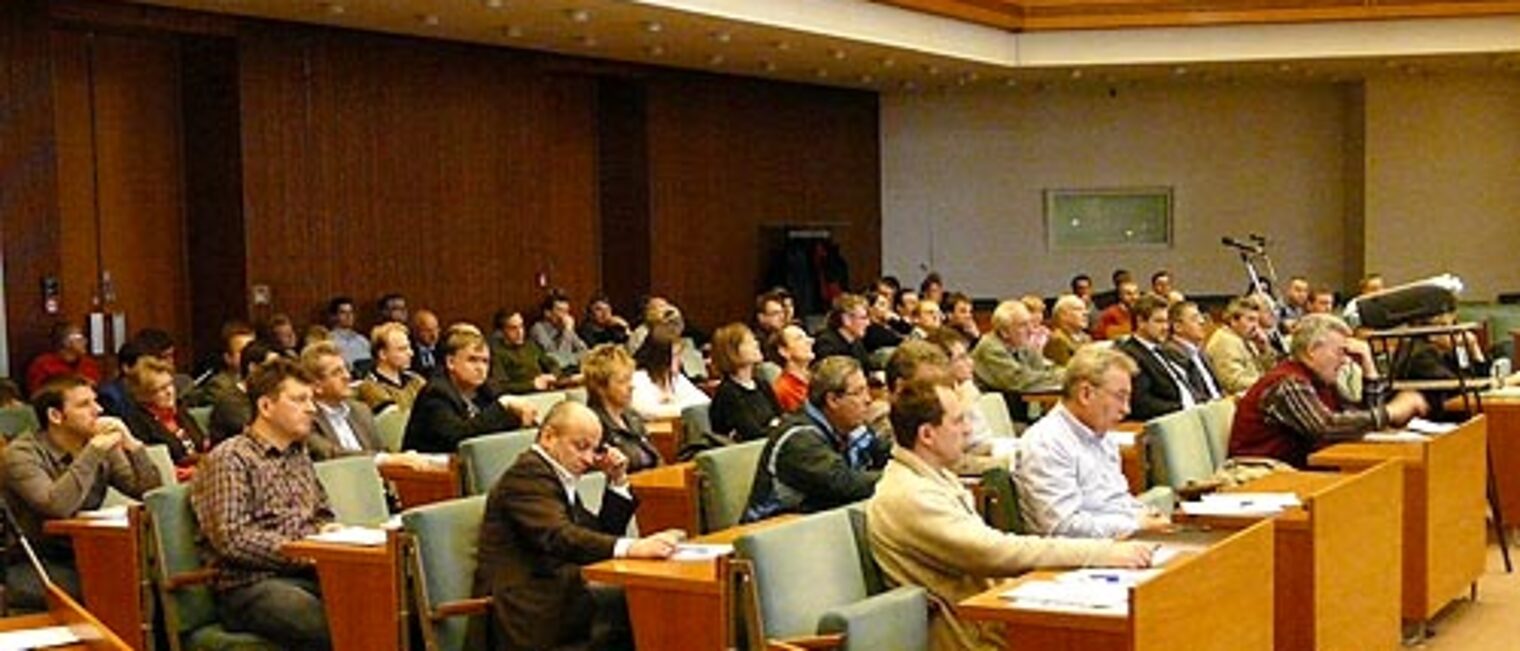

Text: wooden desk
xmin=43 ymin=509 xmax=149 ymax=651
xmin=0 ymin=582 xmax=133 ymax=650
xmin=1308 ymin=416 xmax=1487 ymax=626
xmin=583 ymin=516 xmax=797 ymax=651
xmin=958 ymin=520 xmax=1275 ymax=651
xmin=644 ymin=418 xmax=684 ymax=465
xmin=282 ymin=532 xmax=408 ymax=651
xmin=1477 ymin=395 xmax=1520 ymax=527
xmin=379 ymin=456 xmax=460 ymax=509
xmin=629 ymin=462 xmax=700 ymax=535
xmin=1181 ymin=465 xmax=1403 ymax=651
xmin=1115 ymin=422 xmax=1147 ymax=495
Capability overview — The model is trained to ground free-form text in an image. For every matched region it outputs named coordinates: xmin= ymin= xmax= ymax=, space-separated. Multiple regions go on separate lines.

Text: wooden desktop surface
xmin=1308 ymin=415 xmax=1487 ymax=623
xmin=43 ymin=509 xmax=148 ymax=651
xmin=644 ymin=418 xmax=684 ymax=468
xmin=379 ymin=456 xmax=460 ymax=509
xmin=0 ymin=582 xmax=133 ymax=650
xmin=628 ymin=461 xmax=701 ymax=535
xmin=582 ymin=515 xmax=798 ymax=651
xmin=282 ymin=532 xmax=407 ymax=651
xmin=958 ymin=520 xmax=1275 ymax=651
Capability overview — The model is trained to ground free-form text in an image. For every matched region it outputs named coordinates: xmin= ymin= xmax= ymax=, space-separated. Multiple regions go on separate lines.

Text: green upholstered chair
xmin=517 ymin=391 xmax=568 ymax=420
xmin=565 ymin=386 xmax=589 ymax=404
xmin=576 ymin=471 xmax=607 ymax=517
xmin=146 ymin=444 xmax=178 ymax=486
xmin=842 ymin=503 xmax=886 ymax=596
xmin=314 ymin=456 xmax=390 ymax=527
xmin=185 ymin=406 xmax=212 ymax=441
xmin=693 ymin=439 xmax=766 ymax=533
xmin=679 ymin=337 xmax=708 ymax=381
xmin=1197 ymin=398 xmax=1237 ymax=469
xmin=142 ymin=485 xmax=279 ymax=651
xmin=401 ymin=495 xmax=489 ymax=651
xmin=979 ymin=466 xmax=1026 ymax=534
xmin=755 ymin=362 xmax=782 ymax=386
xmin=373 ymin=407 xmax=409 ymax=453
xmin=733 ymin=508 xmax=929 ymax=651
xmin=974 ymin=392 xmax=1018 ymax=439
xmin=681 ymin=403 xmax=714 ymax=442
xmin=0 ymin=405 xmax=39 ymax=439
xmin=1144 ymin=407 xmax=1220 ymax=498
xmin=458 ymin=429 xmax=537 ymax=495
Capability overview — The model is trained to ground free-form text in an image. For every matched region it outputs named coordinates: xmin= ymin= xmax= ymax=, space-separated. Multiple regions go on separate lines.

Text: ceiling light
xmin=859 ymin=74 xmax=874 ymax=84
xmin=830 ymin=49 xmax=847 ymax=61
xmin=773 ymin=41 xmax=791 ymax=51
xmin=1172 ymin=66 xmax=1188 ymax=76
xmin=815 ymin=68 xmax=829 ymax=79
xmin=643 ymin=21 xmax=663 ymax=33
xmin=646 ymin=44 xmax=665 ymax=56
xmin=420 ymin=14 xmax=440 ymax=26
xmin=924 ymin=65 xmax=940 ymax=76
xmin=760 ymin=61 xmax=777 ymax=72
xmin=324 ymin=3 xmax=345 ymax=15
xmin=880 ymin=57 xmax=896 ymax=69
xmin=1004 ymin=78 xmax=1018 ymax=88
xmin=579 ymin=35 xmax=598 ymax=47
xmin=712 ymin=31 xmax=731 ymax=44
xmin=1069 ymin=69 xmax=1083 ymax=79
xmin=503 ymin=25 xmax=524 ymax=38
xmin=1277 ymin=63 xmax=1292 ymax=73
xmin=708 ymin=54 xmax=726 ymax=65
xmin=484 ymin=0 xmax=504 ymax=9
xmin=567 ymin=8 xmax=591 ymax=23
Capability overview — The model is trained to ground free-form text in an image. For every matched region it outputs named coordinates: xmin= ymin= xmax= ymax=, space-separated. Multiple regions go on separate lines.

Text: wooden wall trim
xmin=874 ymin=0 xmax=1520 ymax=31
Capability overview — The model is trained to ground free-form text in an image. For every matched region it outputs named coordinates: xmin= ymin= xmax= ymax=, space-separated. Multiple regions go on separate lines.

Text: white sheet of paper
xmin=77 ymin=505 xmax=129 ymax=521
xmin=1362 ymin=431 xmax=1430 ymax=443
xmin=1000 ymin=579 xmax=1130 ymax=614
xmin=0 ymin=625 xmax=82 ymax=651
xmin=1200 ymin=492 xmax=1301 ymax=509
xmin=668 ymin=543 xmax=734 ymax=562
xmin=1404 ymin=418 xmax=1457 ymax=435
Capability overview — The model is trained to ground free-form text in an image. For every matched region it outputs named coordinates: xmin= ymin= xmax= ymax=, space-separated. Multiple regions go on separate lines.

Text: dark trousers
xmin=218 ymin=576 xmax=332 ymax=651
xmin=3 ymin=557 xmax=80 ymax=613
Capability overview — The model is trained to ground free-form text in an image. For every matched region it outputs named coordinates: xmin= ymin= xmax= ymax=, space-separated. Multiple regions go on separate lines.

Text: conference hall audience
xmin=1116 ymin=294 xmax=1200 ymax=421
xmin=1019 ymin=294 xmax=1051 ymax=354
xmin=629 ymin=331 xmax=709 ymax=420
xmin=1093 ymin=269 xmax=1132 ymax=310
xmin=743 ymin=356 xmax=888 ymax=522
xmin=582 ymin=344 xmax=663 ymax=473
xmin=326 ymin=296 xmax=371 ymax=372
xmin=1166 ymin=300 xmax=1225 ymax=402
xmin=377 ymin=292 xmax=409 ymax=325
xmin=264 ymin=313 xmax=301 ymax=359
xmin=1205 ymin=297 xmax=1279 ymax=395
xmin=355 ymin=322 xmax=426 ymax=412
xmin=768 ymin=324 xmax=814 ymax=413
xmin=867 ymin=377 xmax=1153 ymax=651
xmin=1278 ymin=276 xmax=1311 ymax=331
xmin=1307 ymin=286 xmax=1337 ymax=315
xmin=205 ymin=339 xmax=280 ymax=446
xmin=120 ymin=356 xmax=207 ymax=479
xmin=753 ymin=290 xmax=789 ymax=341
xmin=895 ymin=289 xmax=921 ymax=328
xmin=185 ymin=322 xmax=257 ymax=409
xmin=1230 ymin=314 xmax=1428 ymax=467
xmin=709 ymin=323 xmax=783 ymax=443
xmin=410 ymin=309 xmax=443 ymax=376
xmin=98 ymin=328 xmax=179 ymax=417
xmin=1017 ymin=347 xmax=1172 ymax=538
xmin=1070 ymin=273 xmax=1099 ymax=331
xmin=925 ymin=329 xmax=1007 ymax=456
xmin=811 ymin=293 xmax=873 ymax=371
xmin=471 ymin=402 xmax=681 ymax=651
xmin=863 ymin=293 xmax=906 ymax=352
xmin=578 ymin=295 xmax=631 ymax=347
xmin=488 ymin=310 xmax=563 ymax=395
xmin=971 ymin=300 xmax=1064 ymax=403
xmin=943 ymin=292 xmax=981 ymax=343
xmin=3 ymin=376 xmax=161 ymax=607
xmin=919 ymin=272 xmax=946 ymax=307
xmin=26 ymin=321 xmax=102 ymax=394
xmin=191 ymin=358 xmax=334 ymax=650
xmin=1093 ymin=279 xmax=1140 ymax=340
xmin=531 ymin=290 xmax=590 ymax=371
xmin=301 ymin=341 xmax=383 ymax=460
xmin=1043 ymin=294 xmax=1093 ymax=366
xmin=403 ymin=328 xmax=536 ymax=453
xmin=909 ymin=300 xmax=943 ymax=340
xmin=1150 ymin=270 xmax=1174 ymax=298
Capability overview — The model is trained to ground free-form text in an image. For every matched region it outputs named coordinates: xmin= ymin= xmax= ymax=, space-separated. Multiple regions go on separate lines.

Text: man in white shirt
xmin=1016 ymin=346 xmax=1172 ymax=539
xmin=326 ymin=296 xmax=371 ymax=372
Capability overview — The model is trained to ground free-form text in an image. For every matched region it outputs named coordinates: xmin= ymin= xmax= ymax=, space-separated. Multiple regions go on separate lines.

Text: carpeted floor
xmin=1419 ymin=542 xmax=1520 ymax=649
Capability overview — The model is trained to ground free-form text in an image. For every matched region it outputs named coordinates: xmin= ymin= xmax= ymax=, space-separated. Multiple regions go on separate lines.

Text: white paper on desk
xmin=1151 ymin=546 xmax=1184 ymax=567
xmin=1405 ymin=418 xmax=1457 ymax=435
xmin=307 ymin=526 xmax=387 ymax=546
xmin=1057 ymin=568 xmax=1158 ymax=588
xmin=1201 ymin=492 xmax=1301 ymax=509
xmin=1000 ymin=580 xmax=1130 ymax=614
xmin=1488 ymin=386 xmax=1520 ymax=398
xmin=1362 ymin=431 xmax=1430 ymax=443
xmin=76 ymin=505 xmax=129 ymax=522
xmin=0 ymin=625 xmax=82 ymax=650
xmin=1106 ymin=431 xmax=1136 ymax=447
xmin=668 ymin=543 xmax=733 ymax=562
xmin=1180 ymin=493 xmax=1298 ymax=517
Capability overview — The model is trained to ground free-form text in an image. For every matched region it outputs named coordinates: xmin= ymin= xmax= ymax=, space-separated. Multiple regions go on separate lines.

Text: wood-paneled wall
xmin=238 ymin=26 xmax=601 ymax=331
xmin=645 ymin=75 xmax=881 ymax=330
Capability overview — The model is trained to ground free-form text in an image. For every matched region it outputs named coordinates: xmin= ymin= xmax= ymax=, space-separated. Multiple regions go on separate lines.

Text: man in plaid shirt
xmin=192 ymin=357 xmax=335 ymax=650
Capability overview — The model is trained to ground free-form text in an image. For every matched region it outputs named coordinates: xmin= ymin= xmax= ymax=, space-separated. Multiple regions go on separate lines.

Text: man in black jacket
xmin=1116 ymin=294 xmax=1199 ymax=421
xmin=402 ymin=329 xmax=537 ymax=453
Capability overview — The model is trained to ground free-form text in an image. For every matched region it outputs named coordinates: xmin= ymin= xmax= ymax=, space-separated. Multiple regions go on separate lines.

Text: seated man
xmin=868 ymin=378 xmax=1153 ymax=651
xmin=1231 ymin=314 xmax=1427 ymax=467
xmin=205 ymin=339 xmax=279 ymax=446
xmin=909 ymin=299 xmax=943 ymax=340
xmin=326 ymin=296 xmax=371 ymax=372
xmin=1166 ymin=301 xmax=1224 ymax=402
xmin=1116 ymin=294 xmax=1199 ymax=421
xmin=185 ymin=322 xmax=257 ymax=408
xmin=812 ymin=293 xmax=873 ymax=371
xmin=301 ymin=342 xmax=383 ymax=459
xmin=1093 ymin=280 xmax=1139 ymax=340
xmin=1206 ymin=297 xmax=1280 ymax=395
xmin=578 ymin=295 xmax=631 ymax=348
xmin=410 ymin=309 xmax=443 ymax=377
xmin=1042 ymin=294 xmax=1092 ymax=366
xmin=743 ymin=356 xmax=889 ymax=522
xmin=404 ymin=329 xmax=537 ymax=453
xmin=191 ymin=358 xmax=335 ymax=650
xmin=971 ymin=300 xmax=1063 ymax=421
xmin=489 ymin=310 xmax=563 ymax=395
xmin=2 ymin=376 xmax=161 ymax=606
xmin=355 ymin=322 xmax=426 ymax=412
xmin=530 ymin=291 xmax=590 ymax=371
xmin=25 ymin=322 xmax=102 ymax=394
xmin=473 ymin=401 xmax=680 ymax=651
xmin=1017 ymin=347 xmax=1171 ymax=538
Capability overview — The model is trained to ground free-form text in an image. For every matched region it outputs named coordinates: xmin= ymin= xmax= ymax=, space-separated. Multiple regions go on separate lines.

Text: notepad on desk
xmin=668 ymin=543 xmax=733 ymax=562
xmin=1000 ymin=578 xmax=1131 ymax=614
xmin=1181 ymin=492 xmax=1300 ymax=517
xmin=75 ymin=505 xmax=130 ymax=525
xmin=0 ymin=625 xmax=82 ymax=650
xmin=1362 ymin=431 xmax=1430 ymax=443
xmin=307 ymin=526 xmax=387 ymax=546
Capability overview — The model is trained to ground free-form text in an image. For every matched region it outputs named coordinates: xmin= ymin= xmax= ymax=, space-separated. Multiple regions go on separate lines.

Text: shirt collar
xmin=803 ymin=402 xmax=839 ymax=440
xmin=531 ymin=445 xmax=578 ymax=496
xmin=316 ymin=399 xmax=351 ymax=420
xmin=1052 ymin=403 xmax=1103 ymax=443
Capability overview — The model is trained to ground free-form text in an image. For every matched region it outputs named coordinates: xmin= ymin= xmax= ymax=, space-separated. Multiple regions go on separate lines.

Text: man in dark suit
xmin=811 ymin=293 xmax=872 ymax=371
xmin=301 ymin=341 xmax=384 ymax=459
xmin=1165 ymin=300 xmax=1224 ymax=402
xmin=403 ymin=329 xmax=537 ymax=453
xmin=1117 ymin=294 xmax=1199 ymax=421
xmin=410 ymin=309 xmax=443 ymax=377
xmin=473 ymin=401 xmax=681 ymax=651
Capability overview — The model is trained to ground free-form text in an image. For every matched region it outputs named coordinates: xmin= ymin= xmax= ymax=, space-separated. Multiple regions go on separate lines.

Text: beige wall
xmin=882 ymin=81 xmax=1352 ymax=299
xmin=1364 ymin=73 xmax=1520 ymax=302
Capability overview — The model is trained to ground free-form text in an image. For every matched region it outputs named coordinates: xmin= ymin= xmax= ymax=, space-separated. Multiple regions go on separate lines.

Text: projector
xmin=1345 ymin=274 xmax=1462 ymax=329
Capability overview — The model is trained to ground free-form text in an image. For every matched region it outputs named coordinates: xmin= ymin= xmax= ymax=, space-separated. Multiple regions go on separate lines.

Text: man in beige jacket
xmin=866 ymin=377 xmax=1153 ymax=651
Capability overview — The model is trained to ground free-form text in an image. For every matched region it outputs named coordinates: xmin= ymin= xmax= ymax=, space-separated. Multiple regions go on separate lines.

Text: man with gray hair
xmin=742 ymin=355 xmax=889 ymax=522
xmin=971 ymin=300 xmax=1063 ymax=421
xmin=1043 ymin=294 xmax=1092 ymax=366
xmin=1230 ymin=314 xmax=1427 ymax=467
xmin=1017 ymin=347 xmax=1172 ymax=539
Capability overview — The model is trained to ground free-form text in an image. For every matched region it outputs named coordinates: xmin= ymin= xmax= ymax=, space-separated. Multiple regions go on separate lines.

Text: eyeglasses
xmin=1091 ymin=384 xmax=1131 ymax=403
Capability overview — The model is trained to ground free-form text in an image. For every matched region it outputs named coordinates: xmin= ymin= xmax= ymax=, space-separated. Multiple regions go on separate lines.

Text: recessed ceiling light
xmin=760 ymin=60 xmax=777 ymax=72
xmin=830 ymin=49 xmax=847 ymax=61
xmin=503 ymin=25 xmax=524 ymax=38
xmin=924 ymin=65 xmax=940 ymax=76
xmin=484 ymin=0 xmax=504 ymax=9
xmin=859 ymin=74 xmax=874 ymax=84
xmin=815 ymin=68 xmax=829 ymax=79
xmin=643 ymin=21 xmax=663 ymax=33
xmin=712 ymin=31 xmax=731 ymax=44
xmin=708 ymin=54 xmax=726 ymax=65
xmin=567 ymin=8 xmax=591 ymax=23
xmin=1004 ymin=78 xmax=1018 ymax=87
xmin=773 ymin=41 xmax=791 ymax=51
xmin=1069 ymin=69 xmax=1082 ymax=79
xmin=646 ymin=44 xmax=665 ymax=56
xmin=324 ymin=3 xmax=345 ymax=15
xmin=1277 ymin=63 xmax=1293 ymax=73
xmin=880 ymin=57 xmax=896 ymax=69
xmin=579 ymin=35 xmax=598 ymax=47
xmin=1172 ymin=66 xmax=1188 ymax=76
xmin=419 ymin=14 xmax=440 ymax=26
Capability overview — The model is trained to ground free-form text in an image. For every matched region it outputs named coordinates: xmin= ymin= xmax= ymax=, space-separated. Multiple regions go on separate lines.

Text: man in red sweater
xmin=27 ymin=322 xmax=101 ymax=393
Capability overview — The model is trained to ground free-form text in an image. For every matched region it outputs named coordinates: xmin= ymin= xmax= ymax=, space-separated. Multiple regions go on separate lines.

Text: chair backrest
xmin=679 ymin=337 xmax=707 ymax=380
xmin=184 ymin=406 xmax=212 ymax=439
xmin=1197 ymin=399 xmax=1236 ymax=469
xmin=402 ymin=495 xmax=488 ymax=651
xmin=143 ymin=485 xmax=220 ymax=640
xmin=980 ymin=466 xmax=1025 ymax=534
xmin=565 ymin=386 xmax=589 ymax=404
xmin=693 ymin=439 xmax=766 ymax=533
xmin=314 ymin=456 xmax=391 ymax=526
xmin=577 ymin=471 xmax=607 ymax=518
xmin=1144 ymin=408 xmax=1215 ymax=490
xmin=734 ymin=509 xmax=870 ymax=639
xmin=517 ymin=391 xmax=568 ymax=420
xmin=374 ymin=407 xmax=409 ymax=453
xmin=681 ymin=403 xmax=714 ymax=440
xmin=145 ymin=444 xmax=178 ymax=486
xmin=843 ymin=504 xmax=886 ymax=595
xmin=974 ymin=392 xmax=1017 ymax=439
xmin=0 ymin=405 xmax=40 ymax=439
xmin=755 ymin=362 xmax=782 ymax=386
xmin=458 ymin=429 xmax=537 ymax=495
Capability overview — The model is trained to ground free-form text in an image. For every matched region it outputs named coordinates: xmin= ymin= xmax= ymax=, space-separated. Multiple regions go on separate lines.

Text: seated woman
xmin=768 ymin=325 xmax=815 ymax=413
xmin=630 ymin=331 xmax=710 ymax=420
xmin=356 ymin=322 xmax=426 ymax=412
xmin=709 ymin=323 xmax=783 ymax=443
xmin=583 ymin=344 xmax=662 ymax=473
xmin=122 ymin=357 xmax=206 ymax=481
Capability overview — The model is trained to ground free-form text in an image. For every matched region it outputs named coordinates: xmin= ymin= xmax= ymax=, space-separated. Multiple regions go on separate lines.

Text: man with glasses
xmin=300 ymin=341 xmax=382 ymax=460
xmin=812 ymin=293 xmax=873 ymax=371
xmin=1166 ymin=301 xmax=1223 ymax=402
xmin=742 ymin=356 xmax=888 ymax=522
xmin=971 ymin=299 xmax=1063 ymax=423
xmin=1016 ymin=347 xmax=1172 ymax=539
